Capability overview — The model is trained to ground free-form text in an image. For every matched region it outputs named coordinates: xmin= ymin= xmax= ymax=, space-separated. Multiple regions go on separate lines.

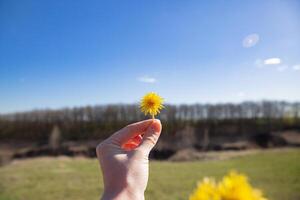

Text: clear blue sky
xmin=1 ymin=0 xmax=300 ymax=113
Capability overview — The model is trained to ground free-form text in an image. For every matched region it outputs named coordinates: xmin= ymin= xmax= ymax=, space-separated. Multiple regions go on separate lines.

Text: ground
xmin=0 ymin=148 xmax=299 ymax=200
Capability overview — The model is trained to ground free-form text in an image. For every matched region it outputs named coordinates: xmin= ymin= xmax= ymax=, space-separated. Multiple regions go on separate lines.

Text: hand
xmin=96 ymin=119 xmax=162 ymax=200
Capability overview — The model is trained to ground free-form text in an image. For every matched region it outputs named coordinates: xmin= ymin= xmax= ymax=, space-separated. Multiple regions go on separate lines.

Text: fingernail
xmin=149 ymin=120 xmax=161 ymax=133
xmin=154 ymin=119 xmax=161 ymax=123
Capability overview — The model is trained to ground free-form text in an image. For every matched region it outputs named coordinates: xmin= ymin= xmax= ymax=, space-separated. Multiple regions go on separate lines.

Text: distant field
xmin=0 ymin=149 xmax=299 ymax=200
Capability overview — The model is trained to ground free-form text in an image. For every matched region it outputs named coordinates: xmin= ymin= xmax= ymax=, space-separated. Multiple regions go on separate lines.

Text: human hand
xmin=96 ymin=119 xmax=162 ymax=200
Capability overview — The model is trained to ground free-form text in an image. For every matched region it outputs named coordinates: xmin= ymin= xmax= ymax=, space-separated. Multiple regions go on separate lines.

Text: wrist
xmin=101 ymin=188 xmax=144 ymax=200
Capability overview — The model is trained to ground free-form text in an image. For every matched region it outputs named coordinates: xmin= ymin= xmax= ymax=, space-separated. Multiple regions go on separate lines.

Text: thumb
xmin=137 ymin=119 xmax=162 ymax=155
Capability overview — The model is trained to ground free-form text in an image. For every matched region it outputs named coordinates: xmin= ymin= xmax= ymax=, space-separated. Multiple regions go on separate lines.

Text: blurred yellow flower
xmin=218 ymin=171 xmax=267 ymax=200
xmin=189 ymin=171 xmax=268 ymax=200
xmin=140 ymin=92 xmax=164 ymax=118
xmin=189 ymin=178 xmax=219 ymax=200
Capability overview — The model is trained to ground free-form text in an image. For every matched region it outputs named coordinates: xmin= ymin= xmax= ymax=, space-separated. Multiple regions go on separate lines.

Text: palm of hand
xmin=97 ymin=119 xmax=162 ymax=200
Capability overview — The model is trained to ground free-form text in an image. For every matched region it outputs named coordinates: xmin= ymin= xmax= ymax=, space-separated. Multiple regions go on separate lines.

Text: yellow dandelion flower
xmin=189 ymin=177 xmax=220 ymax=200
xmin=218 ymin=171 xmax=268 ymax=200
xmin=189 ymin=171 xmax=268 ymax=200
xmin=140 ymin=92 xmax=164 ymax=119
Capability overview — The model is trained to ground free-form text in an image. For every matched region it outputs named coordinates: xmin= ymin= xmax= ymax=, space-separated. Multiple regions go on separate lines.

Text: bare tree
xmin=49 ymin=125 xmax=62 ymax=153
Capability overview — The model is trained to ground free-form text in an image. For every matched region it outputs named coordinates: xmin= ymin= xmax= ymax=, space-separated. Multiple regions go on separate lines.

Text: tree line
xmin=0 ymin=101 xmax=299 ymax=143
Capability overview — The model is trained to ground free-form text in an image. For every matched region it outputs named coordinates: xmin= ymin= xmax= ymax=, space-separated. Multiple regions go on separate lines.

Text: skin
xmin=96 ymin=119 xmax=162 ymax=200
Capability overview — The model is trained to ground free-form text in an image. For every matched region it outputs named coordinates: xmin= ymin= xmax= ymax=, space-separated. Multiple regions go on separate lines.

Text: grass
xmin=0 ymin=149 xmax=299 ymax=200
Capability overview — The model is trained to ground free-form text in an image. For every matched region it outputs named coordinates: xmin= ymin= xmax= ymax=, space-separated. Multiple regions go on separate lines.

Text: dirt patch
xmin=168 ymin=147 xmax=297 ymax=162
xmin=280 ymin=131 xmax=300 ymax=146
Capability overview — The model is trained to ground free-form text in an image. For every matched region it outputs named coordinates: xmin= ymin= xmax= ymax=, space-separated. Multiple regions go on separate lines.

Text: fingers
xmin=136 ymin=119 xmax=162 ymax=155
xmin=109 ymin=119 xmax=154 ymax=146
xmin=122 ymin=135 xmax=142 ymax=151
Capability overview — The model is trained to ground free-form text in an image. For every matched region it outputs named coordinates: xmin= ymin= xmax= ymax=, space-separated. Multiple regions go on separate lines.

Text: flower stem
xmin=152 ymin=114 xmax=154 ymax=119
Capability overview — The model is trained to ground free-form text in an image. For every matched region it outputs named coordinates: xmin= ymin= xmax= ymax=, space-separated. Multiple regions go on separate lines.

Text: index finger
xmin=108 ymin=119 xmax=154 ymax=146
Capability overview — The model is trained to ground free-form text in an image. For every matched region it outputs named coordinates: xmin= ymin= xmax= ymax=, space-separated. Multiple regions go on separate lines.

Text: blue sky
xmin=0 ymin=0 xmax=300 ymax=113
